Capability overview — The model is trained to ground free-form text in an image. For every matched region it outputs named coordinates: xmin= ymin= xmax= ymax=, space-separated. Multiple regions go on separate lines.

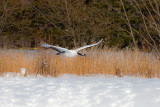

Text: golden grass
xmin=0 ymin=49 xmax=160 ymax=78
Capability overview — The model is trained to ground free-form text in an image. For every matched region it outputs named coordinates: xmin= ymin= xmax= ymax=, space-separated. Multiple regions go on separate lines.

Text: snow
xmin=0 ymin=76 xmax=160 ymax=107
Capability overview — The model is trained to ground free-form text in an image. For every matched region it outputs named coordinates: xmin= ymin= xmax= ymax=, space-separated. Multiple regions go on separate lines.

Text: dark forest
xmin=0 ymin=0 xmax=160 ymax=52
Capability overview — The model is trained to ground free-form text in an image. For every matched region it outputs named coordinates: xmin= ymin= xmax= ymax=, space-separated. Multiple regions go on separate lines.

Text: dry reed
xmin=0 ymin=49 xmax=160 ymax=78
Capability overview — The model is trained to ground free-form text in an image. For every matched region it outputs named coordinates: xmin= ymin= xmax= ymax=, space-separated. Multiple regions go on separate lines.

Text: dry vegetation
xmin=1 ymin=0 xmax=160 ymax=78
xmin=0 ymin=49 xmax=159 ymax=78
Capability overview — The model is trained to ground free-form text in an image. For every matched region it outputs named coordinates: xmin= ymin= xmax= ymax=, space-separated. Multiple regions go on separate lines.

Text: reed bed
xmin=0 ymin=49 xmax=160 ymax=78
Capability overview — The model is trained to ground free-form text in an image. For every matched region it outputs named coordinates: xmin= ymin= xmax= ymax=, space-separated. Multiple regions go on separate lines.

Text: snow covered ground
xmin=0 ymin=75 xmax=160 ymax=107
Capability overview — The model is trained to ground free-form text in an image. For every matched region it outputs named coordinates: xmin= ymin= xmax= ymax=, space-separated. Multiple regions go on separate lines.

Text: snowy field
xmin=0 ymin=76 xmax=160 ymax=107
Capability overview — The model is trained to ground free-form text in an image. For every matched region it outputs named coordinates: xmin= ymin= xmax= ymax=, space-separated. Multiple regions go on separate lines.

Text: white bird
xmin=40 ymin=39 xmax=103 ymax=57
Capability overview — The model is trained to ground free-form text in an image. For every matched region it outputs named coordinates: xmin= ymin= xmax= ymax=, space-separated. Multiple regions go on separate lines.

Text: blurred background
xmin=0 ymin=0 xmax=160 ymax=52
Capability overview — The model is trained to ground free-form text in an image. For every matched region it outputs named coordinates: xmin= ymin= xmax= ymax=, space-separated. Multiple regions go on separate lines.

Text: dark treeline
xmin=0 ymin=0 xmax=160 ymax=51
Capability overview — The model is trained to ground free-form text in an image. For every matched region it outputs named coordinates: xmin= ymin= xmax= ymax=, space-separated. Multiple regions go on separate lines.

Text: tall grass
xmin=0 ymin=49 xmax=160 ymax=78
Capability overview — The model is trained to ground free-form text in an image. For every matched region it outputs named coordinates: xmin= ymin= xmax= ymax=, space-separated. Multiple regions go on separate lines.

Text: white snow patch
xmin=20 ymin=68 xmax=26 ymax=76
xmin=0 ymin=76 xmax=160 ymax=107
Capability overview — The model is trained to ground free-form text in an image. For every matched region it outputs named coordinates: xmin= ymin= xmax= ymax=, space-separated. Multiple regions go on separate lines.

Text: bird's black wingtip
xmin=40 ymin=41 xmax=48 ymax=47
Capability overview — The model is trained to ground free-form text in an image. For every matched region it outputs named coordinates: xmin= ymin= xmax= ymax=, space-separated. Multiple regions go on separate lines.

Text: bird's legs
xmin=77 ymin=53 xmax=86 ymax=56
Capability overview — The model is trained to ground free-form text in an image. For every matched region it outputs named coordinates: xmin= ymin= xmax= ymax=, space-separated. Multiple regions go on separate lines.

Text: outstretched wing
xmin=40 ymin=42 xmax=69 ymax=52
xmin=74 ymin=39 xmax=103 ymax=52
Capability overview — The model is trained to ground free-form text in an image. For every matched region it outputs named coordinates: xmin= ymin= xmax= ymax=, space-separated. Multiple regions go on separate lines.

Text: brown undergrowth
xmin=0 ymin=49 xmax=160 ymax=78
